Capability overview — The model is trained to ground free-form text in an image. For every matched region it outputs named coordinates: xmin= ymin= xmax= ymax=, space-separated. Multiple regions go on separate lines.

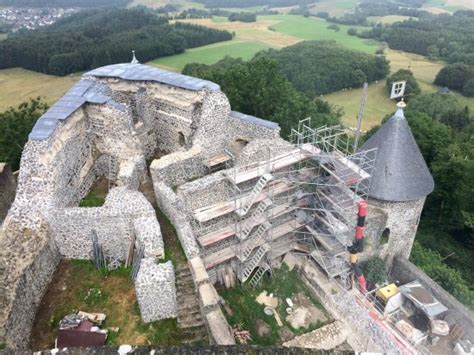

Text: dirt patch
xmin=30 ymin=260 xmax=140 ymax=350
xmin=286 ymin=292 xmax=328 ymax=329
xmin=255 ymin=319 xmax=271 ymax=337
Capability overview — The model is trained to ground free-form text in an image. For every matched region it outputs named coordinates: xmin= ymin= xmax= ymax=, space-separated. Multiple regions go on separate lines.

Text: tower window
xmin=380 ymin=228 xmax=390 ymax=245
xmin=178 ymin=132 xmax=185 ymax=147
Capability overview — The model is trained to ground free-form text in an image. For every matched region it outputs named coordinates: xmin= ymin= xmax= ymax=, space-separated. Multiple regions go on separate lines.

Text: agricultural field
xmin=367 ymin=15 xmax=414 ymax=25
xmin=308 ymin=0 xmax=358 ymax=18
xmin=0 ymin=33 xmax=7 ymax=41
xmin=325 ymin=48 xmax=473 ymax=129
xmin=260 ymin=15 xmax=381 ymax=54
xmin=0 ymin=68 xmax=79 ymax=112
xmin=152 ymin=15 xmax=381 ymax=72
xmin=152 ymin=40 xmax=271 ymax=71
xmin=324 ymin=81 xmax=394 ymax=131
xmin=423 ymin=0 xmax=473 ymax=13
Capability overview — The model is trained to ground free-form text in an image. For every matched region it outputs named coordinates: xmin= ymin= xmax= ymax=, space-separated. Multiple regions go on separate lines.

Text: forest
xmin=359 ymin=10 xmax=474 ymax=65
xmin=0 ymin=0 xmax=130 ymax=7
xmin=254 ymin=41 xmax=390 ymax=97
xmin=326 ymin=0 xmax=427 ymax=26
xmin=183 ymin=57 xmax=341 ymax=137
xmin=0 ymin=8 xmax=232 ymax=76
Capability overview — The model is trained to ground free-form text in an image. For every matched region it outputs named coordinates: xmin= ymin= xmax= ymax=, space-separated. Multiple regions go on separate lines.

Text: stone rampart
xmin=0 ymin=217 xmax=60 ymax=350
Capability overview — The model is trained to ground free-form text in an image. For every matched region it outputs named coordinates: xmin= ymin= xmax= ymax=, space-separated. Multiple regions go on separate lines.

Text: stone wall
xmin=135 ymin=259 xmax=177 ymax=322
xmin=0 ymin=163 xmax=16 ymax=224
xmin=390 ymin=256 xmax=474 ymax=342
xmin=49 ymin=187 xmax=160 ymax=260
xmin=0 ymin=216 xmax=60 ymax=350
xmin=297 ymin=256 xmax=402 ymax=353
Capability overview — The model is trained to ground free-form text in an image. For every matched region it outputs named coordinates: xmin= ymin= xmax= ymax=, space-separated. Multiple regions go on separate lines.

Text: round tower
xmin=359 ymin=101 xmax=434 ymax=262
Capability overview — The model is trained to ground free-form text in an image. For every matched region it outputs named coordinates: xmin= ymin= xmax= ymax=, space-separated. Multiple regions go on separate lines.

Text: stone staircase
xmin=175 ymin=265 xmax=208 ymax=344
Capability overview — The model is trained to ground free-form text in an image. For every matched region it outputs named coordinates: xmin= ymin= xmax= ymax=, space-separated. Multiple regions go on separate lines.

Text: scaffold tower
xmin=222 ymin=118 xmax=377 ymax=287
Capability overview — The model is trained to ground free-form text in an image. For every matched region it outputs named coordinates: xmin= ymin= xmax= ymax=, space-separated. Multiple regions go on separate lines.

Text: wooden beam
xmin=225 ymin=143 xmax=320 ymax=185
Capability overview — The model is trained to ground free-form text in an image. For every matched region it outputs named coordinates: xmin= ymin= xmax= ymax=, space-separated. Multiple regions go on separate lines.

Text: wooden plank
xmin=306 ymin=225 xmax=334 ymax=252
xmin=334 ymin=151 xmax=370 ymax=180
xmin=205 ymin=153 xmax=231 ymax=168
xmin=203 ymin=219 xmax=305 ymax=269
xmin=225 ymin=143 xmax=320 ymax=185
xmin=197 ymin=203 xmax=295 ymax=247
xmin=193 ymin=181 xmax=291 ymax=223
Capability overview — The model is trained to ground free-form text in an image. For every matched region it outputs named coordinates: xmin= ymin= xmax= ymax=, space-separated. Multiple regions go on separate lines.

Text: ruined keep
xmin=2 ymin=60 xmax=467 ymax=352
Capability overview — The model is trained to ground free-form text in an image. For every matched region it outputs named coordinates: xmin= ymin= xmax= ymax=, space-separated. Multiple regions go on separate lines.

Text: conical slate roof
xmin=359 ymin=102 xmax=434 ymax=202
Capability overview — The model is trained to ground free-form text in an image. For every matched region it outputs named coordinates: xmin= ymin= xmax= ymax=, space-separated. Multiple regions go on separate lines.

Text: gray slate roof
xmin=230 ymin=111 xmax=279 ymax=129
xmin=359 ymin=106 xmax=434 ymax=202
xmin=29 ymin=79 xmax=126 ymax=140
xmin=84 ymin=63 xmax=220 ymax=91
xmin=29 ymin=63 xmax=221 ymax=141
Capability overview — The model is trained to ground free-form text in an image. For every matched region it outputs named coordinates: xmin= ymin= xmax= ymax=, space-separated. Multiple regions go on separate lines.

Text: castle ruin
xmin=1 ymin=62 xmax=472 ymax=352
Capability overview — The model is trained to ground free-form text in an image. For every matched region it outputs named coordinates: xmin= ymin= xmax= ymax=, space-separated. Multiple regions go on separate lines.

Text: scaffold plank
xmin=197 ymin=203 xmax=295 ymax=247
xmin=205 ymin=152 xmax=231 ymax=168
xmin=203 ymin=219 xmax=305 ymax=269
xmin=225 ymin=143 xmax=320 ymax=185
xmin=193 ymin=181 xmax=290 ymax=223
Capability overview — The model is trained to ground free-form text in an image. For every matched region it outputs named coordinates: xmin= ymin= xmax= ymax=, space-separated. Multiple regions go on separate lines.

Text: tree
xmin=462 ymin=78 xmax=474 ymax=97
xmin=386 ymin=69 xmax=421 ymax=100
xmin=0 ymin=99 xmax=48 ymax=170
xmin=434 ymin=63 xmax=474 ymax=92
xmin=182 ymin=57 xmax=341 ymax=137
xmin=254 ymin=41 xmax=390 ymax=97
xmin=361 ymin=257 xmax=387 ymax=285
xmin=347 ymin=28 xmax=358 ymax=36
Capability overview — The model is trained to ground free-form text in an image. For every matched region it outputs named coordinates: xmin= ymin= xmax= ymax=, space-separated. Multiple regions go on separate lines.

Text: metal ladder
xmin=241 ymin=222 xmax=272 ymax=261
xmin=236 ymin=173 xmax=273 ymax=217
xmin=249 ymin=262 xmax=271 ymax=288
xmin=241 ymin=244 xmax=269 ymax=282
xmin=238 ymin=198 xmax=272 ymax=240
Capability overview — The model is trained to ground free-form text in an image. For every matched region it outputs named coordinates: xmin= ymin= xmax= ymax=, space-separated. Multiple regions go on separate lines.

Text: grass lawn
xmin=0 ymin=67 xmax=79 ymax=112
xmin=308 ymin=0 xmax=358 ymax=17
xmin=324 ymin=80 xmax=394 ymax=131
xmin=151 ymin=40 xmax=272 ymax=71
xmin=219 ymin=264 xmax=331 ymax=345
xmin=367 ymin=15 xmax=414 ymax=24
xmin=79 ymin=177 xmax=109 ymax=207
xmin=325 ymin=48 xmax=474 ymax=129
xmin=30 ymin=260 xmax=187 ymax=351
xmin=260 ymin=15 xmax=381 ymax=54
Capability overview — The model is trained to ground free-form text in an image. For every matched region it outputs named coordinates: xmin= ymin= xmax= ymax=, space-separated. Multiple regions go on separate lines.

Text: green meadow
xmin=151 ymin=40 xmax=272 ymax=71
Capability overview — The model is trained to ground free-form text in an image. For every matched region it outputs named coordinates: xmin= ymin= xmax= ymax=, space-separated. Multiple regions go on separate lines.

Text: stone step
xmin=178 ymin=312 xmax=203 ymax=326
xmin=176 ymin=278 xmax=194 ymax=287
xmin=176 ymin=267 xmax=192 ymax=275
xmin=176 ymin=293 xmax=199 ymax=302
xmin=178 ymin=320 xmax=205 ymax=329
xmin=182 ymin=330 xmax=208 ymax=344
xmin=177 ymin=300 xmax=199 ymax=312
xmin=178 ymin=307 xmax=201 ymax=318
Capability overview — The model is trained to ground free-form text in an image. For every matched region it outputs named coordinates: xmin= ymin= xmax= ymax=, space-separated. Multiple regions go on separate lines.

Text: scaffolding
xmin=217 ymin=118 xmax=377 ymax=288
xmin=191 ymin=118 xmax=376 ymax=288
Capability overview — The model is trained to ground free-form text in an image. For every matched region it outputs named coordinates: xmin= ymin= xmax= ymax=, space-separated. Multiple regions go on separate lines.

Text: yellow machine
xmin=376 ymin=283 xmax=399 ymax=304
